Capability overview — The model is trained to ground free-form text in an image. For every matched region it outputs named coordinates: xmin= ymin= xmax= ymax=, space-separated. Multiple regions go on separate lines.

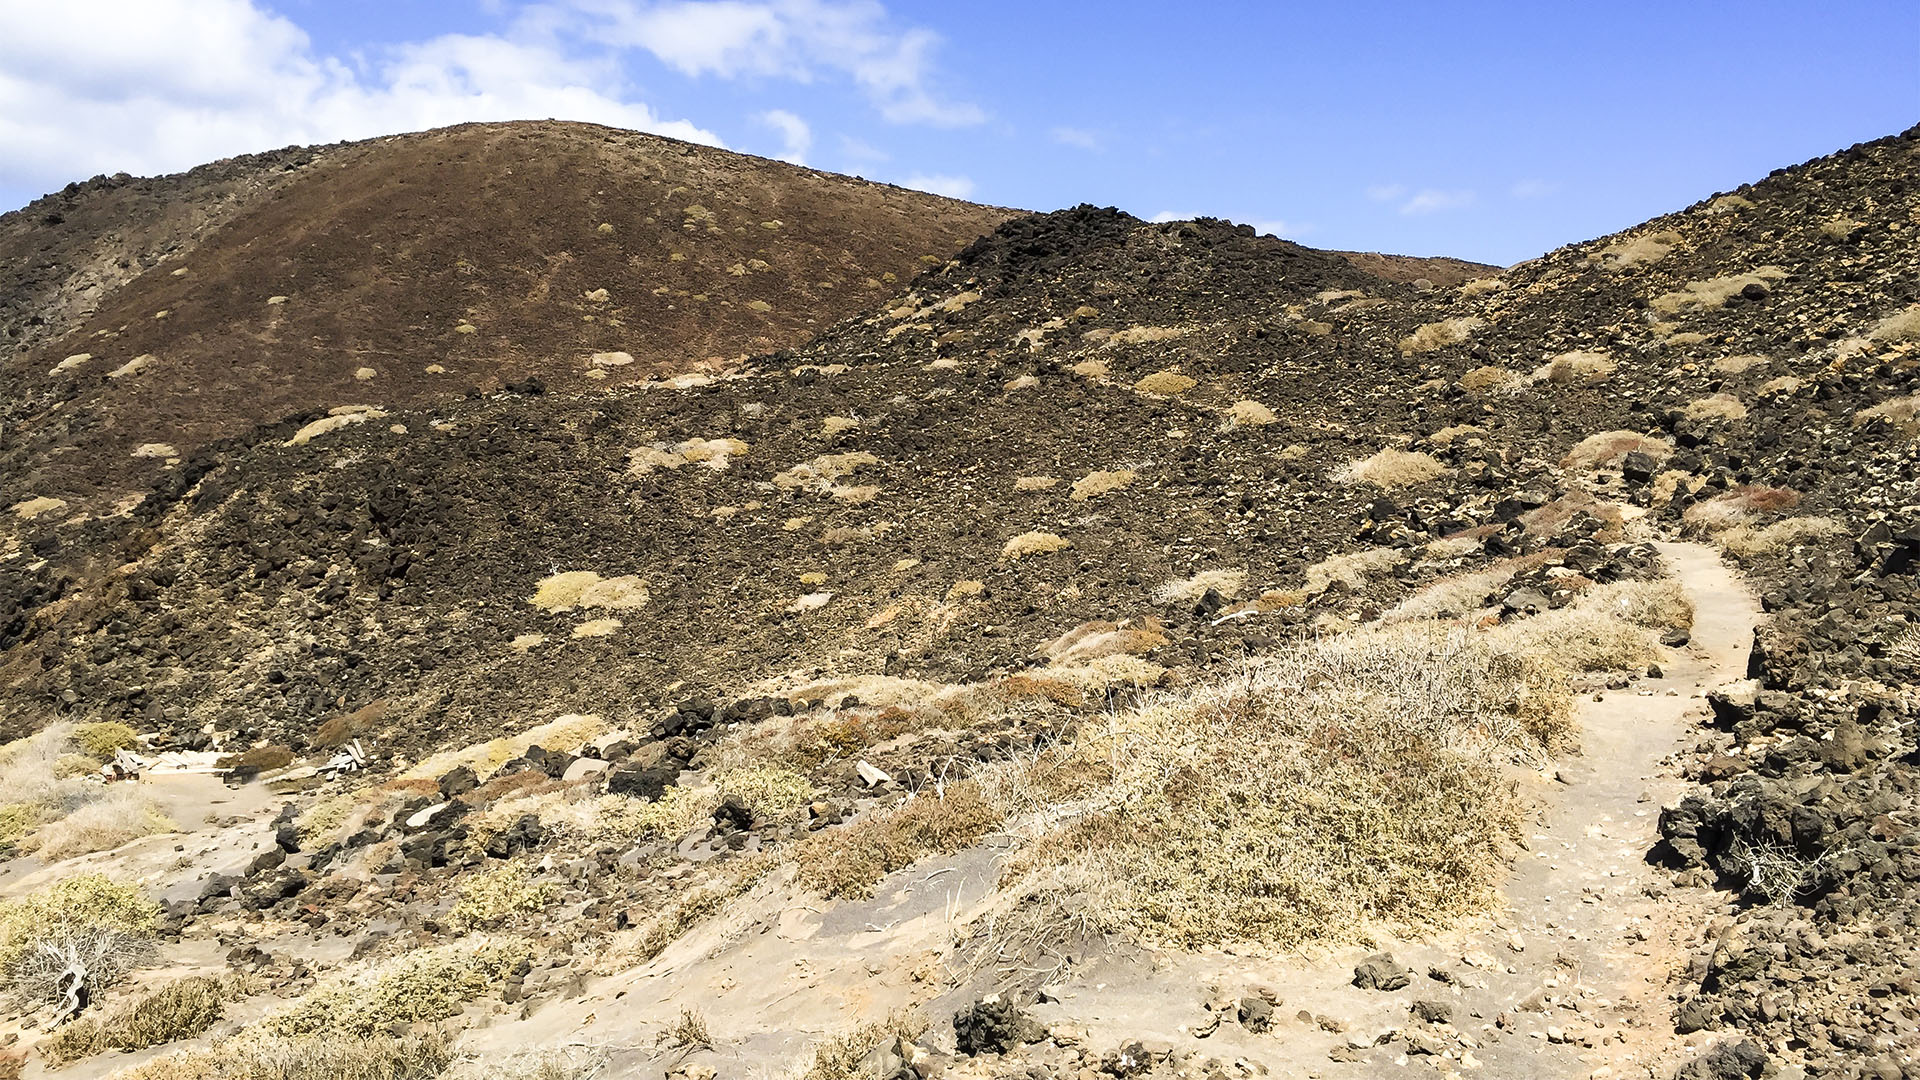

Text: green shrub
xmin=447 ymin=864 xmax=559 ymax=932
xmin=72 ymin=723 xmax=139 ymax=760
xmin=262 ymin=940 xmax=530 ymax=1038
xmin=42 ymin=975 xmax=227 ymax=1063
xmin=0 ymin=874 xmax=159 ymax=973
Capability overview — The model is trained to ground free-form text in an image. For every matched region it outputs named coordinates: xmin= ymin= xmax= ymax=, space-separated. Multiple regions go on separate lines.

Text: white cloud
xmin=1398 ymin=188 xmax=1475 ymax=215
xmin=756 ymin=108 xmax=811 ymax=163
xmin=1510 ymin=178 xmax=1556 ymax=199
xmin=559 ymin=0 xmax=984 ymax=126
xmin=1051 ymin=126 xmax=1099 ymax=151
xmin=0 ymin=0 xmax=720 ymax=202
xmin=900 ymin=172 xmax=974 ymax=199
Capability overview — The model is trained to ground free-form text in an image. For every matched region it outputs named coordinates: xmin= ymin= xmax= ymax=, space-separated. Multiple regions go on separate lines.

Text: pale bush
xmin=1458 ymin=277 xmax=1506 ymax=296
xmin=1458 ymin=366 xmax=1521 ymax=393
xmin=1759 ymin=375 xmax=1804 ymax=397
xmin=261 ymin=940 xmax=531 ymax=1038
xmin=1227 ymin=400 xmax=1276 ymax=427
xmin=1713 ymin=354 xmax=1768 ymax=374
xmin=401 ymin=714 xmax=605 ymax=781
xmin=448 ymin=863 xmax=559 ymax=932
xmin=1563 ymin=430 xmax=1672 ymax=470
xmin=117 ymin=1032 xmax=452 ymax=1080
xmin=1333 ymin=448 xmax=1445 ymax=487
xmin=1103 ymin=325 xmax=1190 ymax=347
xmin=1304 ymin=547 xmax=1402 ymax=592
xmin=774 ymin=452 xmax=880 ymax=491
xmin=1387 ymin=565 xmax=1517 ymax=621
xmin=1532 ymin=351 xmax=1615 ymax=386
xmin=1580 ymin=579 xmax=1694 ymax=632
xmin=1853 ymin=393 xmax=1920 ymax=433
xmin=31 ymin=786 xmax=175 ymax=860
xmin=1152 ymin=570 xmax=1248 ymax=605
xmin=626 ymin=438 xmax=748 ymax=476
xmin=1133 ymin=370 xmax=1197 ymax=395
xmin=1398 ymin=317 xmax=1483 ymax=354
xmin=1650 ymin=267 xmax=1787 ymax=314
xmin=0 ymin=875 xmax=160 ymax=1006
xmin=1720 ymin=517 xmax=1846 ymax=557
xmin=1002 ymin=531 xmax=1071 ymax=560
xmin=1600 ymin=230 xmax=1681 ymax=267
xmin=1683 ymin=394 xmax=1748 ymax=422
xmin=447 ymin=1045 xmax=607 ymax=1080
xmin=984 ymin=623 xmax=1571 ymax=950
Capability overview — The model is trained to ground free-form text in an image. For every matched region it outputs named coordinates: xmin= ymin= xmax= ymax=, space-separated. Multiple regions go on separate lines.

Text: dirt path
xmin=427 ymin=543 xmax=1764 ymax=1080
xmin=1016 ymin=541 xmax=1760 ymax=1079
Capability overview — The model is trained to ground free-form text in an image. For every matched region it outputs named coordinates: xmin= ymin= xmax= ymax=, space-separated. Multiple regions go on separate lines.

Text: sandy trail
xmin=1007 ymin=541 xmax=1761 ymax=1079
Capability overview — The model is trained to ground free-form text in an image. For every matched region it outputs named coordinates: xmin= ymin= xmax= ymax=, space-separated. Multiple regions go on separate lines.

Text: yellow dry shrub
xmin=1227 ymin=400 xmax=1276 ymax=427
xmin=261 ymin=940 xmax=531 ymax=1038
xmin=1304 ymin=547 xmax=1402 ymax=593
xmin=1651 ymin=267 xmax=1787 ymax=314
xmin=529 ymin=572 xmax=648 ymax=611
xmin=0 ymin=874 xmax=160 ymax=973
xmin=448 ymin=863 xmax=559 ymax=932
xmin=1563 ymin=430 xmax=1672 ymax=470
xmin=1104 ymin=325 xmax=1190 ymax=348
xmin=1458 ymin=366 xmax=1521 ymax=393
xmin=115 ymin=1032 xmax=452 ymax=1080
xmin=1013 ymin=475 xmax=1058 ymax=491
xmin=1002 ymin=532 xmax=1070 ymax=561
xmin=1458 ymin=277 xmax=1507 ymax=296
xmin=792 ymin=782 xmax=1000 ymax=900
xmin=1720 ymin=517 xmax=1847 ymax=557
xmin=401 ymin=714 xmax=605 ymax=781
xmin=1714 ymin=354 xmax=1769 ymax=374
xmin=626 ymin=438 xmax=748 ymax=475
xmin=1134 ymin=370 xmax=1197 ymax=395
xmin=776 ymin=451 xmax=880 ymax=491
xmin=1532 ymin=351 xmax=1615 ymax=386
xmin=984 ymin=622 xmax=1573 ymax=951
xmin=1599 ymin=229 xmax=1681 ymax=267
xmin=1854 ymin=394 xmax=1920 ymax=434
xmin=1152 ymin=569 xmax=1248 ymax=605
xmin=31 ymin=787 xmax=175 ymax=860
xmin=1333 ymin=448 xmax=1445 ymax=487
xmin=1070 ymin=469 xmax=1137 ymax=500
xmin=1684 ymin=394 xmax=1748 ymax=422
xmin=1398 ymin=317 xmax=1483 ymax=354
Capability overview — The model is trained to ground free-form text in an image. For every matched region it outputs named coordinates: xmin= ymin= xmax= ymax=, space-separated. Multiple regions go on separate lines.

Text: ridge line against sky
xmin=1 ymin=0 xmax=1914 ymax=264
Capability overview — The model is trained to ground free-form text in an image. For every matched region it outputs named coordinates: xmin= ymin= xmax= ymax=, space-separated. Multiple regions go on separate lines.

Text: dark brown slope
xmin=0 ymin=120 xmax=1015 ymax=502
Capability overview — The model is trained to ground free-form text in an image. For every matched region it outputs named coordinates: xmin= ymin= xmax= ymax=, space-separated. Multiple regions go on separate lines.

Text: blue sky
xmin=2 ymin=1 xmax=1914 ymax=264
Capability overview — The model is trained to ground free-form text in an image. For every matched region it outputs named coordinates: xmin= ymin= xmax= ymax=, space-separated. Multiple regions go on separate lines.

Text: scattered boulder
xmin=952 ymin=997 xmax=1043 ymax=1056
xmin=1352 ymin=953 xmax=1412 ymax=991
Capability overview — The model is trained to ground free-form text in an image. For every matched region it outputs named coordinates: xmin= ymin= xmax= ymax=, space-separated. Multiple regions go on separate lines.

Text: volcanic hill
xmin=0 ymin=123 xmax=1915 ymax=1080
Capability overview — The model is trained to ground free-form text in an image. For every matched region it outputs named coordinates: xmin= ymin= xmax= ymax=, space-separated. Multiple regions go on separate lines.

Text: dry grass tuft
xmin=1303 ymin=547 xmax=1402 ymax=593
xmin=1458 ymin=366 xmax=1522 ymax=394
xmin=1227 ymin=400 xmax=1276 ymax=427
xmin=1013 ymin=475 xmax=1058 ymax=491
xmin=1684 ymin=394 xmax=1748 ymax=422
xmin=1133 ymin=370 xmax=1197 ymax=395
xmin=1398 ymin=317 xmax=1483 ymax=354
xmin=1459 ymin=277 xmax=1507 ymax=296
xmin=1853 ymin=393 xmax=1920 ymax=434
xmin=1532 ymin=351 xmax=1616 ymax=386
xmin=1599 ymin=229 xmax=1682 ymax=268
xmin=793 ymin=782 xmax=1000 ymax=900
xmin=1040 ymin=621 xmax=1169 ymax=664
xmin=1650 ymin=267 xmax=1787 ymax=314
xmin=116 ymin=1032 xmax=452 ymax=1080
xmin=400 ymin=714 xmax=605 ymax=782
xmin=1070 ymin=469 xmax=1138 ymax=500
xmin=1104 ymin=325 xmax=1190 ymax=348
xmin=1682 ymin=486 xmax=1802 ymax=533
xmin=529 ymin=571 xmax=650 ymax=612
xmin=798 ymin=1012 xmax=930 ymax=1080
xmin=626 ymin=438 xmax=748 ymax=475
xmin=1152 ymin=570 xmax=1248 ymax=605
xmin=31 ymin=786 xmax=175 ymax=860
xmin=1333 ymin=449 xmax=1446 ymax=488
xmin=1713 ymin=354 xmax=1769 ymax=374
xmin=775 ymin=452 xmax=881 ymax=492
xmin=984 ymin=622 xmax=1578 ymax=950
xmin=1002 ymin=531 xmax=1071 ymax=561
xmin=42 ymin=975 xmax=229 ymax=1064
xmin=1719 ymin=517 xmax=1847 ymax=557
xmin=1563 ymin=430 xmax=1672 ymax=471
xmin=261 ymin=940 xmax=530 ymax=1038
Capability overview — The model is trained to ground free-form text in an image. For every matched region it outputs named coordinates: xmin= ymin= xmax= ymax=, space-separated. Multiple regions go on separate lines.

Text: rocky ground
xmin=0 ymin=124 xmax=1915 ymax=1079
